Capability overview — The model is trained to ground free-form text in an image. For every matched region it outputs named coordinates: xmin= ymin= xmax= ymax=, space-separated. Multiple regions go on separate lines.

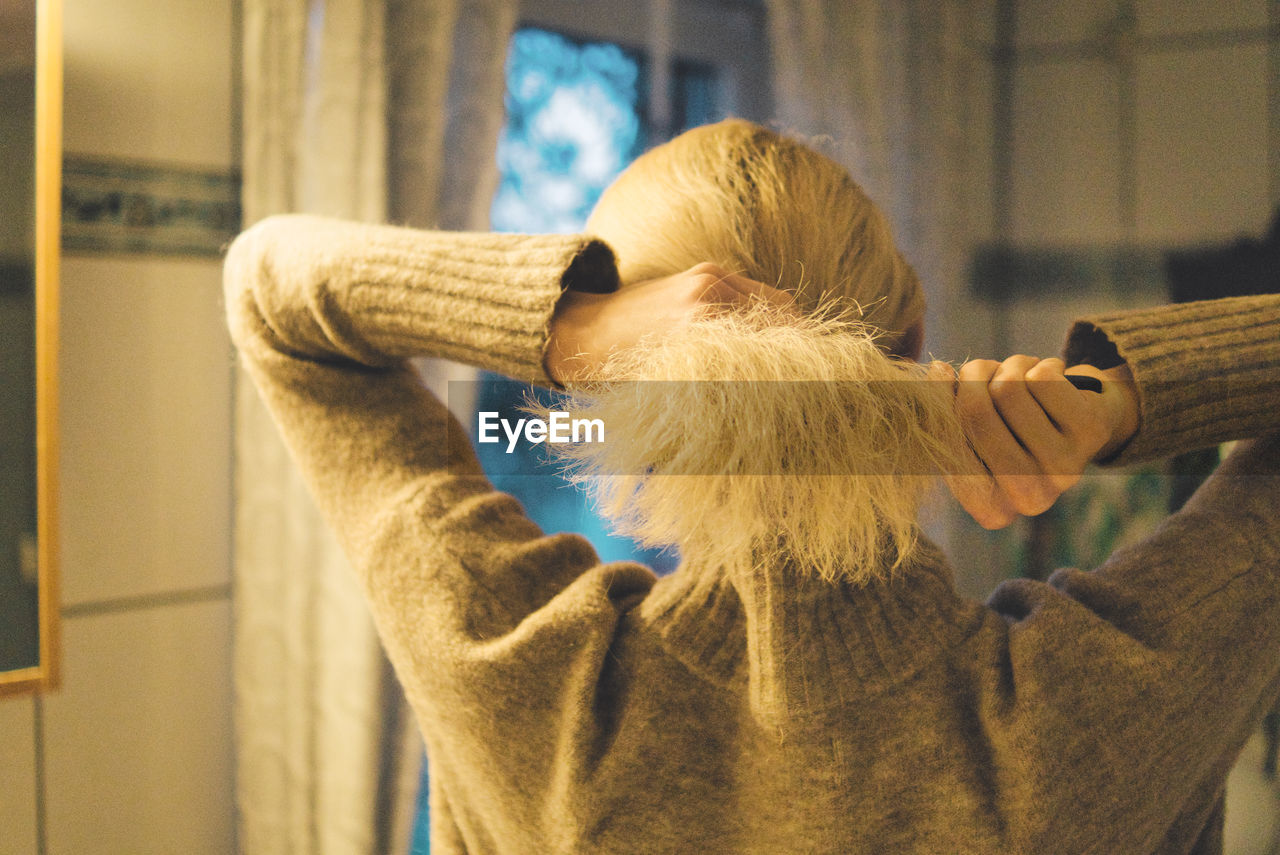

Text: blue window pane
xmin=410 ymin=770 xmax=430 ymax=854
xmin=491 ymin=29 xmax=644 ymax=234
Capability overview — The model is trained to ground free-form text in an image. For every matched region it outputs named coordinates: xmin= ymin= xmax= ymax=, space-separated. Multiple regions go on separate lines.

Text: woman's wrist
xmin=1094 ymin=363 xmax=1140 ymax=461
xmin=546 ymin=288 xmax=606 ymax=386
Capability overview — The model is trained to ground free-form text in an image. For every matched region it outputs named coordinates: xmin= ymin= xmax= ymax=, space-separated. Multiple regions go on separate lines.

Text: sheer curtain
xmin=234 ymin=1 xmax=515 ymax=852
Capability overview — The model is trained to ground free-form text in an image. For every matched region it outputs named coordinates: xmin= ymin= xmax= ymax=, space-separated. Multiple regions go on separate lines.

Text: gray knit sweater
xmin=225 ymin=214 xmax=1280 ymax=855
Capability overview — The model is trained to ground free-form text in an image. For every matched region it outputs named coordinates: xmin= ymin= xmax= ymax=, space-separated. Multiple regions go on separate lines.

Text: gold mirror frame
xmin=0 ymin=0 xmax=60 ymax=697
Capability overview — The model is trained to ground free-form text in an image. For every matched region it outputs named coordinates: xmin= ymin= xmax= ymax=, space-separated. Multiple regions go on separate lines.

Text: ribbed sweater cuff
xmin=1063 ymin=294 xmax=1280 ymax=465
xmin=230 ymin=214 xmax=619 ymax=387
xmin=347 ymin=228 xmax=617 ymax=386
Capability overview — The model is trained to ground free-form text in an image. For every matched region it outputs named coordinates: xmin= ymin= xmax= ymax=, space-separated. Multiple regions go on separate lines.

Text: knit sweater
xmin=225 ymin=214 xmax=1280 ymax=855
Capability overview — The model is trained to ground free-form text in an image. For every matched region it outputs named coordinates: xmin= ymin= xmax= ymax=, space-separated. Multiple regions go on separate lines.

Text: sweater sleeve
xmin=1063 ymin=292 xmax=1280 ymax=464
xmin=224 ymin=214 xmax=654 ymax=838
xmin=964 ymin=294 xmax=1280 ymax=850
xmin=973 ymin=433 xmax=1280 ymax=852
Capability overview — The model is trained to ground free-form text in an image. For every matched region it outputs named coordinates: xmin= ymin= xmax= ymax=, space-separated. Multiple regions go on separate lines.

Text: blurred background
xmin=2 ymin=0 xmax=1278 ymax=852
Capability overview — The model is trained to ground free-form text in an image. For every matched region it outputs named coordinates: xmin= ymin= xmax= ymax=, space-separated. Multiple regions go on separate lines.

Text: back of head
xmin=586 ymin=119 xmax=924 ymax=351
xmin=558 ymin=120 xmax=962 ymax=584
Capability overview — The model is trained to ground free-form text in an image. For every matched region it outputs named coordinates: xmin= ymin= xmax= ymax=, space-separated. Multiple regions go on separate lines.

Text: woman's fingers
xmin=946 ymin=354 xmax=1121 ymax=527
xmin=932 ymin=361 xmax=1021 ymax=529
xmin=956 ymin=358 xmax=1062 ymax=515
xmin=1065 ymin=362 xmax=1141 ymax=460
xmin=1025 ymin=359 xmax=1111 ymax=483
xmin=990 ymin=356 xmax=1095 ymax=501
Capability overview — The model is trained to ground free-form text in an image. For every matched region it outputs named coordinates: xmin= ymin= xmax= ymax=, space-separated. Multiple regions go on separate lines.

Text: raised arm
xmin=946 ymin=294 xmax=1280 ymax=528
xmin=960 ymin=295 xmax=1280 ymax=850
xmin=1065 ymin=293 xmax=1280 ymax=463
xmin=224 ymin=214 xmax=664 ymax=838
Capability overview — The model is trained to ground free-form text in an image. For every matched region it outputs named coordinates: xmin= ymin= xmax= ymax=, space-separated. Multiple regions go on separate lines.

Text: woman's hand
xmin=546 ymin=263 xmax=792 ymax=385
xmin=936 ymin=356 xmax=1140 ymax=529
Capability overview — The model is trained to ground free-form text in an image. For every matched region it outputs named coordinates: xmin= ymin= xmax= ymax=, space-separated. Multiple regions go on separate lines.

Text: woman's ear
xmin=895 ymin=318 xmax=925 ymax=361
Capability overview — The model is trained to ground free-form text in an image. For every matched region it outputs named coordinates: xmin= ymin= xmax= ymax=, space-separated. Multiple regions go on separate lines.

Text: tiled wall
xmin=963 ymin=1 xmax=1280 ymax=851
xmin=0 ymin=0 xmax=238 ymax=852
xmin=972 ymin=0 xmax=1275 ymax=357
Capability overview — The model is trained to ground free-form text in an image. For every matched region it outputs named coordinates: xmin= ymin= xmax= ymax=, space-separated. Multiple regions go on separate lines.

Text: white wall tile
xmin=63 ymin=0 xmax=235 ymax=167
xmin=1136 ymin=0 xmax=1267 ymax=39
xmin=42 ymin=600 xmax=234 ymax=855
xmin=1225 ymin=731 xmax=1280 ymax=855
xmin=1134 ymin=44 xmax=1270 ymax=244
xmin=924 ymin=52 xmax=1001 ymax=363
xmin=1015 ymin=0 xmax=1119 ymax=46
xmin=59 ymin=256 xmax=232 ymax=606
xmin=0 ymin=696 xmax=38 ymax=855
xmin=1011 ymin=60 xmax=1125 ymax=243
xmin=1002 ymin=291 xmax=1094 ymax=356
xmin=965 ymin=55 xmax=999 ymax=245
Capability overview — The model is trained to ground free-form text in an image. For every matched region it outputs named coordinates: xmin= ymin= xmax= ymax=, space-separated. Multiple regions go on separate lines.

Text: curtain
xmin=765 ymin=0 xmax=978 ymax=362
xmin=235 ymin=1 xmax=515 ymax=852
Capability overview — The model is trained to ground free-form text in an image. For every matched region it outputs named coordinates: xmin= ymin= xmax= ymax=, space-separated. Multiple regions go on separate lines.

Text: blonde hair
xmin=586 ymin=118 xmax=924 ymax=349
xmin=553 ymin=119 xmax=962 ymax=583
xmin=548 ymin=307 xmax=967 ymax=584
